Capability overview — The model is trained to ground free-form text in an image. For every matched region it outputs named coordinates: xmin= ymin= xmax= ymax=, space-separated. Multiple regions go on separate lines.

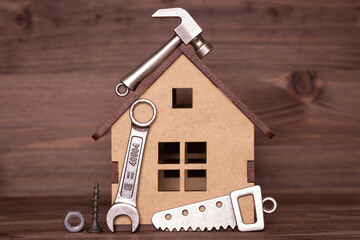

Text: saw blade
xmin=152 ymin=195 xmax=236 ymax=231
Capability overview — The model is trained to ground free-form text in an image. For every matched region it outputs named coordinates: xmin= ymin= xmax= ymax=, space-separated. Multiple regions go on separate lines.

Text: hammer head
xmin=152 ymin=8 xmax=213 ymax=58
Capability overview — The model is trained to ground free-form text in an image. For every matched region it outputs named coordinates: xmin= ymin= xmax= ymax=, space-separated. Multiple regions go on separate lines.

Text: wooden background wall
xmin=0 ymin=0 xmax=359 ymax=202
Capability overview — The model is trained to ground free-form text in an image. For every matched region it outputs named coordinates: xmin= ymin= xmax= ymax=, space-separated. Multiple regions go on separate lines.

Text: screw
xmin=86 ymin=180 xmax=103 ymax=233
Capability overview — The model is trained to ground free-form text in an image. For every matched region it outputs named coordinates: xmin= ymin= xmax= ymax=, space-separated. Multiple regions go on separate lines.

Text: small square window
xmin=158 ymin=142 xmax=180 ymax=164
xmin=186 ymin=142 xmax=206 ymax=164
xmin=158 ymin=170 xmax=180 ymax=191
xmin=172 ymin=88 xmax=193 ymax=108
xmin=185 ymin=169 xmax=206 ymax=191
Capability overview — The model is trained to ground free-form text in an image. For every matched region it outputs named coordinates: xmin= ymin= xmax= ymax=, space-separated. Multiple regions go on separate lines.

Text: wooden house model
xmin=92 ymin=44 xmax=274 ymax=231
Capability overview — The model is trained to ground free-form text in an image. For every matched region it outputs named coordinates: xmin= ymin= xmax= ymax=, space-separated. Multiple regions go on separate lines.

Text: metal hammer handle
xmin=116 ymin=35 xmax=182 ymax=97
xmin=115 ymin=8 xmax=213 ymax=97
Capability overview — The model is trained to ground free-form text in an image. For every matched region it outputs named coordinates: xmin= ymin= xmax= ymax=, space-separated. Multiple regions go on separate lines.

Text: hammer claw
xmin=152 ymin=8 xmax=202 ymax=44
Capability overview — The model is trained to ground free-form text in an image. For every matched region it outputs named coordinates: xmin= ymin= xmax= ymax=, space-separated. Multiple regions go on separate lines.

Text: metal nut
xmin=64 ymin=212 xmax=85 ymax=233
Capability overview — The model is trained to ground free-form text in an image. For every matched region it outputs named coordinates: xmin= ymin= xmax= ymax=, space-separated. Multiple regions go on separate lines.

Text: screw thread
xmin=87 ymin=180 xmax=103 ymax=233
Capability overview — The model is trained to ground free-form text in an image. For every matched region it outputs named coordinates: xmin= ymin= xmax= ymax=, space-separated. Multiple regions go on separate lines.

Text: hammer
xmin=115 ymin=8 xmax=213 ymax=97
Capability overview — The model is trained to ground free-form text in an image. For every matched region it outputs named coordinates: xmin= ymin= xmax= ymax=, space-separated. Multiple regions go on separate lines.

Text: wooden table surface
xmin=0 ymin=0 xmax=359 ymax=239
xmin=0 ymin=194 xmax=359 ymax=240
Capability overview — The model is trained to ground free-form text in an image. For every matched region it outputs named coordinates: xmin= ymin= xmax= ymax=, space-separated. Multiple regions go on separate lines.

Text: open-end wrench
xmin=106 ymin=99 xmax=157 ymax=232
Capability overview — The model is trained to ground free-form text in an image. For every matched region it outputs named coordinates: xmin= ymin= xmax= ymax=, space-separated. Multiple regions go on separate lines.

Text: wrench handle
xmin=115 ymin=126 xmax=149 ymax=206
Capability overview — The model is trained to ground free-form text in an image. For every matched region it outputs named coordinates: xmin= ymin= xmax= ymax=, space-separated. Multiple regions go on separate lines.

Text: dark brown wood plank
xmin=247 ymin=161 xmax=255 ymax=183
xmin=0 ymin=0 xmax=359 ymax=198
xmin=0 ymin=196 xmax=359 ymax=239
xmin=111 ymin=161 xmax=118 ymax=184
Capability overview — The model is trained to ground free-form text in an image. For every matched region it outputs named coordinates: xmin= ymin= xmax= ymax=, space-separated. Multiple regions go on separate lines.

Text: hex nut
xmin=64 ymin=212 xmax=85 ymax=233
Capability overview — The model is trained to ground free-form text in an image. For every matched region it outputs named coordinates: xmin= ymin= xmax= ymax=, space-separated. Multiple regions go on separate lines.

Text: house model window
xmin=158 ymin=169 xmax=180 ymax=191
xmin=172 ymin=88 xmax=193 ymax=108
xmin=158 ymin=142 xmax=180 ymax=164
xmin=186 ymin=142 xmax=206 ymax=164
xmin=158 ymin=142 xmax=207 ymax=192
xmin=185 ymin=169 xmax=206 ymax=191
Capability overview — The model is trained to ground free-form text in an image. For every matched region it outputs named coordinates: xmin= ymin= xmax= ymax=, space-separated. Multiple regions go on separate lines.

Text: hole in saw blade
xmin=182 ymin=209 xmax=188 ymax=216
xmin=199 ymin=205 xmax=206 ymax=212
xmin=216 ymin=201 xmax=223 ymax=208
xmin=165 ymin=214 xmax=172 ymax=220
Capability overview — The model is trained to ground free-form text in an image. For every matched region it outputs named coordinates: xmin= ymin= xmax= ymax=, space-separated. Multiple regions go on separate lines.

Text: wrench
xmin=106 ymin=99 xmax=157 ymax=232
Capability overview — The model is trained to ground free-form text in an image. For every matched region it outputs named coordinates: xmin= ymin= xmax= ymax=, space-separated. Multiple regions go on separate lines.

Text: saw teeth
xmin=156 ymin=224 xmax=235 ymax=232
xmin=221 ymin=224 xmax=230 ymax=230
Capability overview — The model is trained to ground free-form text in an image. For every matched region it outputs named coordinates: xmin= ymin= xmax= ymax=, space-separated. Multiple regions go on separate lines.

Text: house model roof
xmin=92 ymin=44 xmax=274 ymax=140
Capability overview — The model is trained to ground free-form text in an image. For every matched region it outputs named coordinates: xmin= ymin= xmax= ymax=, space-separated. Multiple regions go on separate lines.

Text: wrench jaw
xmin=106 ymin=203 xmax=140 ymax=233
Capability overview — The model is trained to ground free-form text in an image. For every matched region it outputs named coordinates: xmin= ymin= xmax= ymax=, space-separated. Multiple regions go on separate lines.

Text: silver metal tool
xmin=115 ymin=8 xmax=213 ymax=97
xmin=152 ymin=185 xmax=277 ymax=232
xmin=64 ymin=212 xmax=85 ymax=233
xmin=106 ymin=99 xmax=157 ymax=232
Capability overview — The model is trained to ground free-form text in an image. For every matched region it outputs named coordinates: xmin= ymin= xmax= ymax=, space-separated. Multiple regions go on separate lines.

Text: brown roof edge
xmin=92 ymin=44 xmax=274 ymax=140
xmin=92 ymin=48 xmax=183 ymax=140
xmin=178 ymin=45 xmax=274 ymax=139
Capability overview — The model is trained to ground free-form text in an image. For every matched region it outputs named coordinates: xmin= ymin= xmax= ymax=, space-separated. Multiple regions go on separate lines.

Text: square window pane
xmin=158 ymin=142 xmax=180 ymax=164
xmin=186 ymin=142 xmax=206 ymax=164
xmin=158 ymin=170 xmax=180 ymax=191
xmin=185 ymin=169 xmax=206 ymax=191
xmin=172 ymin=88 xmax=193 ymax=108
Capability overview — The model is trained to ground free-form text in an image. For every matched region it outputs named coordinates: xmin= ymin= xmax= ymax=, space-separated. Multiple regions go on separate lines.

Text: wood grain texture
xmin=0 ymin=196 xmax=359 ymax=239
xmin=0 ymin=0 xmax=359 ymax=202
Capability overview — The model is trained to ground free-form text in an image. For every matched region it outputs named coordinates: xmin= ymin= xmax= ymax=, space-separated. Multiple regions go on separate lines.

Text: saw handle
xmin=230 ymin=185 xmax=276 ymax=231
